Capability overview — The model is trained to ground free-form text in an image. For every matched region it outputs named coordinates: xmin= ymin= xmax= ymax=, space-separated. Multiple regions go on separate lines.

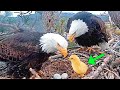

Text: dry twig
xmin=111 ymin=59 xmax=120 ymax=67
xmin=49 ymin=54 xmax=63 ymax=59
xmin=29 ymin=68 xmax=41 ymax=79
xmin=82 ymin=55 xmax=112 ymax=79
xmin=108 ymin=38 xmax=115 ymax=45
xmin=73 ymin=52 xmax=89 ymax=59
xmin=104 ymin=68 xmax=120 ymax=79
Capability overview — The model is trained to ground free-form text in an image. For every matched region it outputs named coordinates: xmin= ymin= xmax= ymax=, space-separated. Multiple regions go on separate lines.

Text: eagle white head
xmin=39 ymin=33 xmax=68 ymax=57
xmin=67 ymin=19 xmax=89 ymax=42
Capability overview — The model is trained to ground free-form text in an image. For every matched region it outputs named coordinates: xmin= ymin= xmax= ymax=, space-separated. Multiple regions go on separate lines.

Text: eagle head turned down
xmin=39 ymin=33 xmax=68 ymax=58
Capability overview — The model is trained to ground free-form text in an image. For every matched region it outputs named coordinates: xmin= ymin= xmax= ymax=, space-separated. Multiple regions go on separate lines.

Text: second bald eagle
xmin=67 ymin=12 xmax=109 ymax=52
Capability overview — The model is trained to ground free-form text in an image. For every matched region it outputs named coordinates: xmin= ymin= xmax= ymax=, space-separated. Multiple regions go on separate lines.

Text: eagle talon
xmin=77 ymin=47 xmax=86 ymax=52
xmin=86 ymin=47 xmax=96 ymax=54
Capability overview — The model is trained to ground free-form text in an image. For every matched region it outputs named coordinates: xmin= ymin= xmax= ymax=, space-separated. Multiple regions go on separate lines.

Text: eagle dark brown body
xmin=0 ymin=30 xmax=51 ymax=78
xmin=0 ymin=31 xmax=40 ymax=61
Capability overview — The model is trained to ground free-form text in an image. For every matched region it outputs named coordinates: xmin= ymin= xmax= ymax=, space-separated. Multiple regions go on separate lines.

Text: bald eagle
xmin=66 ymin=12 xmax=109 ymax=53
xmin=0 ymin=30 xmax=68 ymax=78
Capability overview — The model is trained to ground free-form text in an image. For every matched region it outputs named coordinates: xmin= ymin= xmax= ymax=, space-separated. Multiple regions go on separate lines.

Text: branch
xmin=68 ymin=46 xmax=81 ymax=49
xmin=82 ymin=55 xmax=112 ymax=79
xmin=29 ymin=68 xmax=41 ymax=79
xmin=49 ymin=54 xmax=63 ymax=59
xmin=111 ymin=59 xmax=120 ymax=67
xmin=0 ymin=77 xmax=11 ymax=79
xmin=108 ymin=38 xmax=115 ymax=45
xmin=104 ymin=68 xmax=120 ymax=79
xmin=108 ymin=48 xmax=120 ymax=57
xmin=112 ymin=41 xmax=120 ymax=49
xmin=72 ymin=52 xmax=89 ymax=59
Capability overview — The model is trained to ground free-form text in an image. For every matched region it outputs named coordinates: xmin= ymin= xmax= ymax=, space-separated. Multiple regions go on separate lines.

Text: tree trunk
xmin=108 ymin=11 xmax=120 ymax=29
xmin=41 ymin=11 xmax=62 ymax=33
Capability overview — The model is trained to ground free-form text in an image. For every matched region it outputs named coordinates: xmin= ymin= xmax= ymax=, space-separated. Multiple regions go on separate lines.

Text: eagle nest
xmin=0 ymin=33 xmax=120 ymax=79
xmin=29 ymin=33 xmax=120 ymax=79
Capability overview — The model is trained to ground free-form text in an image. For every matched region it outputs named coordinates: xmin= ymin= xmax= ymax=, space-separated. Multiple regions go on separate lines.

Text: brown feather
xmin=91 ymin=16 xmax=110 ymax=39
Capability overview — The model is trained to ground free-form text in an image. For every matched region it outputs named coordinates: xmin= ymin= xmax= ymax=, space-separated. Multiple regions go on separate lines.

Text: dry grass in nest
xmin=40 ymin=60 xmax=81 ymax=79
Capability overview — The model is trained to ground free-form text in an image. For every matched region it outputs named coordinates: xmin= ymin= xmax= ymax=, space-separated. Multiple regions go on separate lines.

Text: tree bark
xmin=108 ymin=11 xmax=120 ymax=29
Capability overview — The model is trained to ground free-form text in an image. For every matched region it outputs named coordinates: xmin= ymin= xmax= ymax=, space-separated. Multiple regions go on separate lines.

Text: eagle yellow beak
xmin=68 ymin=33 xmax=76 ymax=42
xmin=57 ymin=44 xmax=68 ymax=58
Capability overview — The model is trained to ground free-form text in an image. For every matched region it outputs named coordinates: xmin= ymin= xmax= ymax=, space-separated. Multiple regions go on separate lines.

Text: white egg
xmin=61 ymin=73 xmax=68 ymax=79
xmin=53 ymin=74 xmax=61 ymax=79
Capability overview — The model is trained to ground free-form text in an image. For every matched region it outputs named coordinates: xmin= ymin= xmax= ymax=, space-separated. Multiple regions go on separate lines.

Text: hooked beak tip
xmin=63 ymin=52 xmax=68 ymax=58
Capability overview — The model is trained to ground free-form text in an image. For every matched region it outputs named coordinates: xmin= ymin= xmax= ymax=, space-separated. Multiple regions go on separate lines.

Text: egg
xmin=61 ymin=73 xmax=68 ymax=79
xmin=53 ymin=73 xmax=61 ymax=79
